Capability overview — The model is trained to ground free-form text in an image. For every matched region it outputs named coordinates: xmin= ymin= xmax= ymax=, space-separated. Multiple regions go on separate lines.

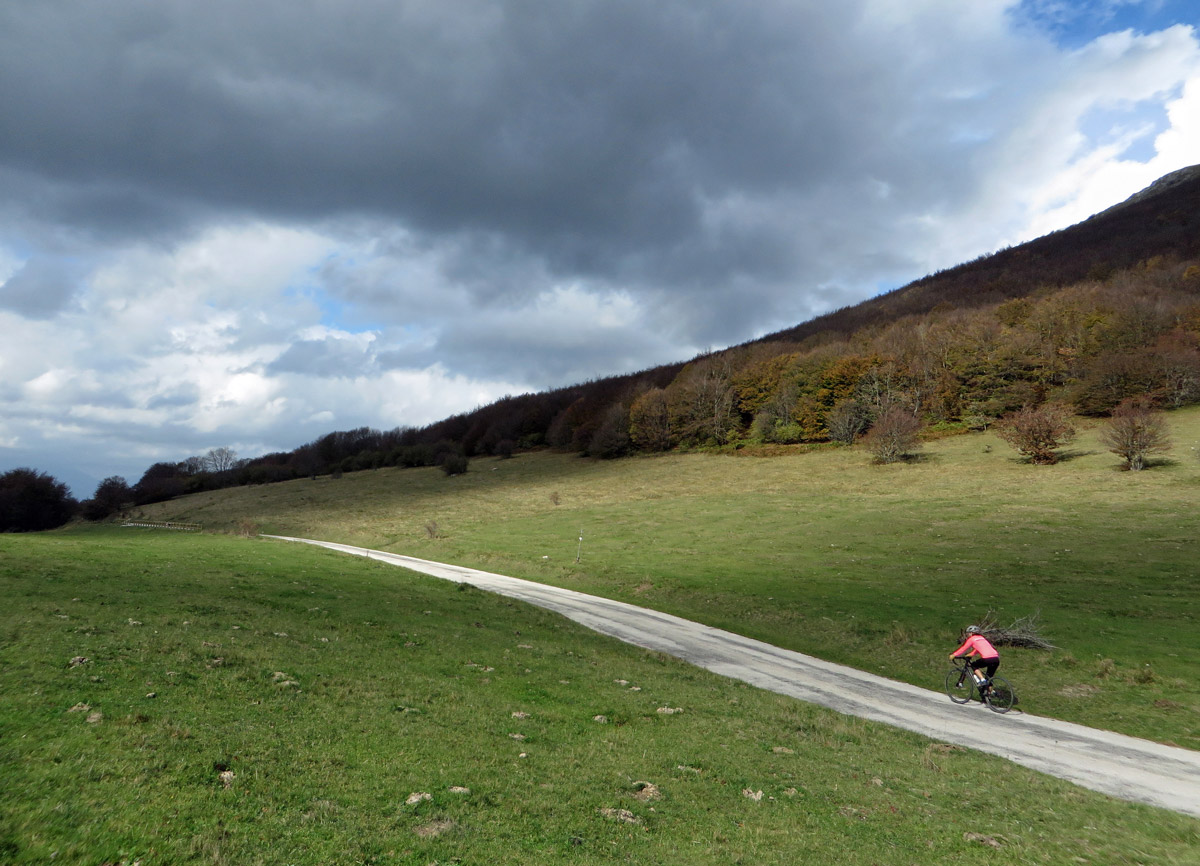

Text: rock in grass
xmin=599 ymin=807 xmax=640 ymax=824
xmin=964 ymin=832 xmax=1003 ymax=848
xmin=632 ymin=782 xmax=661 ymax=801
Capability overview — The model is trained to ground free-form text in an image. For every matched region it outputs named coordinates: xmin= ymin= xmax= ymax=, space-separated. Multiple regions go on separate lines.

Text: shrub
xmin=995 ymin=403 xmax=1076 ymax=464
xmin=1099 ymin=398 xmax=1170 ymax=470
xmin=864 ymin=407 xmax=922 ymax=464
xmin=441 ymin=453 xmax=468 ymax=475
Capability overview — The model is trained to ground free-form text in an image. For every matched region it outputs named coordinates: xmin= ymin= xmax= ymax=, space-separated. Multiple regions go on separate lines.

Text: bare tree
xmin=1100 ymin=398 xmax=1170 ymax=470
xmin=203 ymin=447 xmax=238 ymax=473
xmin=864 ymin=406 xmax=922 ymax=463
xmin=670 ymin=356 xmax=737 ymax=445
xmin=995 ymin=404 xmax=1076 ymax=465
xmin=826 ymin=398 xmax=870 ymax=444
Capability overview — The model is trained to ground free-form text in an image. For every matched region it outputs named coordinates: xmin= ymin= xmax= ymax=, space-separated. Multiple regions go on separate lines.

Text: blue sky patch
xmin=1013 ymin=0 xmax=1199 ymax=48
xmin=1078 ymin=95 xmax=1173 ymax=162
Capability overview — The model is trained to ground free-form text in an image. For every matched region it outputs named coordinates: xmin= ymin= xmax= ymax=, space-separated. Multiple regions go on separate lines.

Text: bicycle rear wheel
xmin=984 ymin=676 xmax=1016 ymax=713
xmin=945 ymin=668 xmax=976 ymax=704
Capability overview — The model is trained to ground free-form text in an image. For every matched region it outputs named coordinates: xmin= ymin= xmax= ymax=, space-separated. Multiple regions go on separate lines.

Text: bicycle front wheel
xmin=945 ymin=668 xmax=976 ymax=704
xmin=984 ymin=676 xmax=1016 ymax=713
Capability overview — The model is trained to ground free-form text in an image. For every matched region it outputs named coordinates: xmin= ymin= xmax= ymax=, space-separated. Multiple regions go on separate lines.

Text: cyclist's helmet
xmin=965 ymin=625 xmax=982 ymax=634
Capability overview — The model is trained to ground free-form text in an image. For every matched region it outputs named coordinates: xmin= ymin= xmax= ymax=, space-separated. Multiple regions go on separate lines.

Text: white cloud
xmin=935 ymin=23 xmax=1200 ymax=256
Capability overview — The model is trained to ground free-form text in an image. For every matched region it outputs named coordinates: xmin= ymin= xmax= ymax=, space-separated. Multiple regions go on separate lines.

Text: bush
xmin=995 ymin=403 xmax=1076 ymax=464
xmin=441 ymin=453 xmax=469 ymax=475
xmin=864 ymin=407 xmax=922 ymax=463
xmin=1099 ymin=397 xmax=1170 ymax=470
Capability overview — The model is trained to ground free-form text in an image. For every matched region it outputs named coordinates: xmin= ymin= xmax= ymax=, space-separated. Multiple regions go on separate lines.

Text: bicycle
xmin=945 ymin=656 xmax=1017 ymax=713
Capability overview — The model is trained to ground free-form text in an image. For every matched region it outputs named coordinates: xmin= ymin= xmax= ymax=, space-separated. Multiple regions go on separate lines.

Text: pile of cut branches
xmin=973 ymin=611 xmax=1056 ymax=650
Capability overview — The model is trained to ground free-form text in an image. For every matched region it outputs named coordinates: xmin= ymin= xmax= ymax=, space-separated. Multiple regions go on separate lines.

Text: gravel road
xmin=267 ymin=535 xmax=1200 ymax=818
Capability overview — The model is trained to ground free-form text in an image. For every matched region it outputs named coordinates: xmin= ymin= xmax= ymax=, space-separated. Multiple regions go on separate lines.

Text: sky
xmin=2 ymin=0 xmax=1199 ymax=497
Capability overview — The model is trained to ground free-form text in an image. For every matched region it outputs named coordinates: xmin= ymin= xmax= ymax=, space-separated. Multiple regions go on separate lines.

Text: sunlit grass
xmin=137 ymin=407 xmax=1200 ymax=749
xmin=1 ymin=531 xmax=1197 ymax=864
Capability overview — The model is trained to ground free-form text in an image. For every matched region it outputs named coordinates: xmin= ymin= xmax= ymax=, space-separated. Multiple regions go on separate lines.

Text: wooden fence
xmin=122 ymin=521 xmax=203 ymax=532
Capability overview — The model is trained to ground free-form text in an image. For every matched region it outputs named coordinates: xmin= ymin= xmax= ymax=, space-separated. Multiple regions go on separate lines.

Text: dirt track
xmin=267 ymin=535 xmax=1200 ymax=819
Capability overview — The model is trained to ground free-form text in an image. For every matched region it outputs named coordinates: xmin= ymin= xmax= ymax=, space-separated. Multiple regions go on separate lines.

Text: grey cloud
xmin=267 ymin=338 xmax=379 ymax=378
xmin=0 ymin=257 xmax=79 ymax=318
xmin=146 ymin=385 xmax=201 ymax=411
xmin=0 ymin=0 xmax=968 ymax=305
xmin=426 ymin=297 xmax=676 ymax=388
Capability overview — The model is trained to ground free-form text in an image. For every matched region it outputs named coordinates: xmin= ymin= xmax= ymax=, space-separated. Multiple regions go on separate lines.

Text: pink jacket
xmin=951 ymin=633 xmax=998 ymax=660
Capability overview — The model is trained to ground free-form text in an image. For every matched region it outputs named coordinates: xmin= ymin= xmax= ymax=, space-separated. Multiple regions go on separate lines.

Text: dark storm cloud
xmin=0 ymin=0 xmax=955 ymax=305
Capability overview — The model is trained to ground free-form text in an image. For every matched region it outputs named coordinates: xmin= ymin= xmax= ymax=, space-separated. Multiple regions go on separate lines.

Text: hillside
xmin=763 ymin=163 xmax=1200 ymax=345
xmin=123 ymin=165 xmax=1200 ymax=501
xmin=137 ymin=405 xmax=1200 ymax=751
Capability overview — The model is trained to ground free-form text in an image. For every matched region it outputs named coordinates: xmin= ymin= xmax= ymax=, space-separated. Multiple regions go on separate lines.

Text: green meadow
xmin=140 ymin=408 xmax=1200 ymax=748
xmin=2 ymin=530 xmax=1197 ymax=865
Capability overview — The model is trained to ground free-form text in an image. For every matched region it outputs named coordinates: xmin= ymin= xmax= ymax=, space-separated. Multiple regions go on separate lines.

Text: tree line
xmin=115 ymin=253 xmax=1200 ymax=502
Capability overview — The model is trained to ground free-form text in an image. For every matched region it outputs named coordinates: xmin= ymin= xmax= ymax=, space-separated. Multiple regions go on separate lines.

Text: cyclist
xmin=950 ymin=625 xmax=1000 ymax=700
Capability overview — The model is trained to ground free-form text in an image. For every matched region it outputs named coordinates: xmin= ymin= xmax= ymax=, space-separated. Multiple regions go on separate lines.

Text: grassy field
xmin=2 ymin=529 xmax=1197 ymax=865
xmin=136 ymin=408 xmax=1200 ymax=750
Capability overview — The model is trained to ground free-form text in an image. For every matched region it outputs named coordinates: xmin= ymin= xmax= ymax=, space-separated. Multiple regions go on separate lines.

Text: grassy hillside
xmin=2 ymin=530 xmax=1197 ymax=864
xmin=135 ymin=407 xmax=1200 ymax=749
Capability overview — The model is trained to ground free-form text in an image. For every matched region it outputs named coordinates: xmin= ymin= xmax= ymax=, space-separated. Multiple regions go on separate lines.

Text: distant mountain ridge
xmin=757 ymin=163 xmax=1200 ymax=348
xmin=1099 ymin=164 xmax=1200 ymax=216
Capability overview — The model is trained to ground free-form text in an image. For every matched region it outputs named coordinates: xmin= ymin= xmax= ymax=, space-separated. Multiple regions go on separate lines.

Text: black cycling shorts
xmin=970 ymin=657 xmax=1000 ymax=679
